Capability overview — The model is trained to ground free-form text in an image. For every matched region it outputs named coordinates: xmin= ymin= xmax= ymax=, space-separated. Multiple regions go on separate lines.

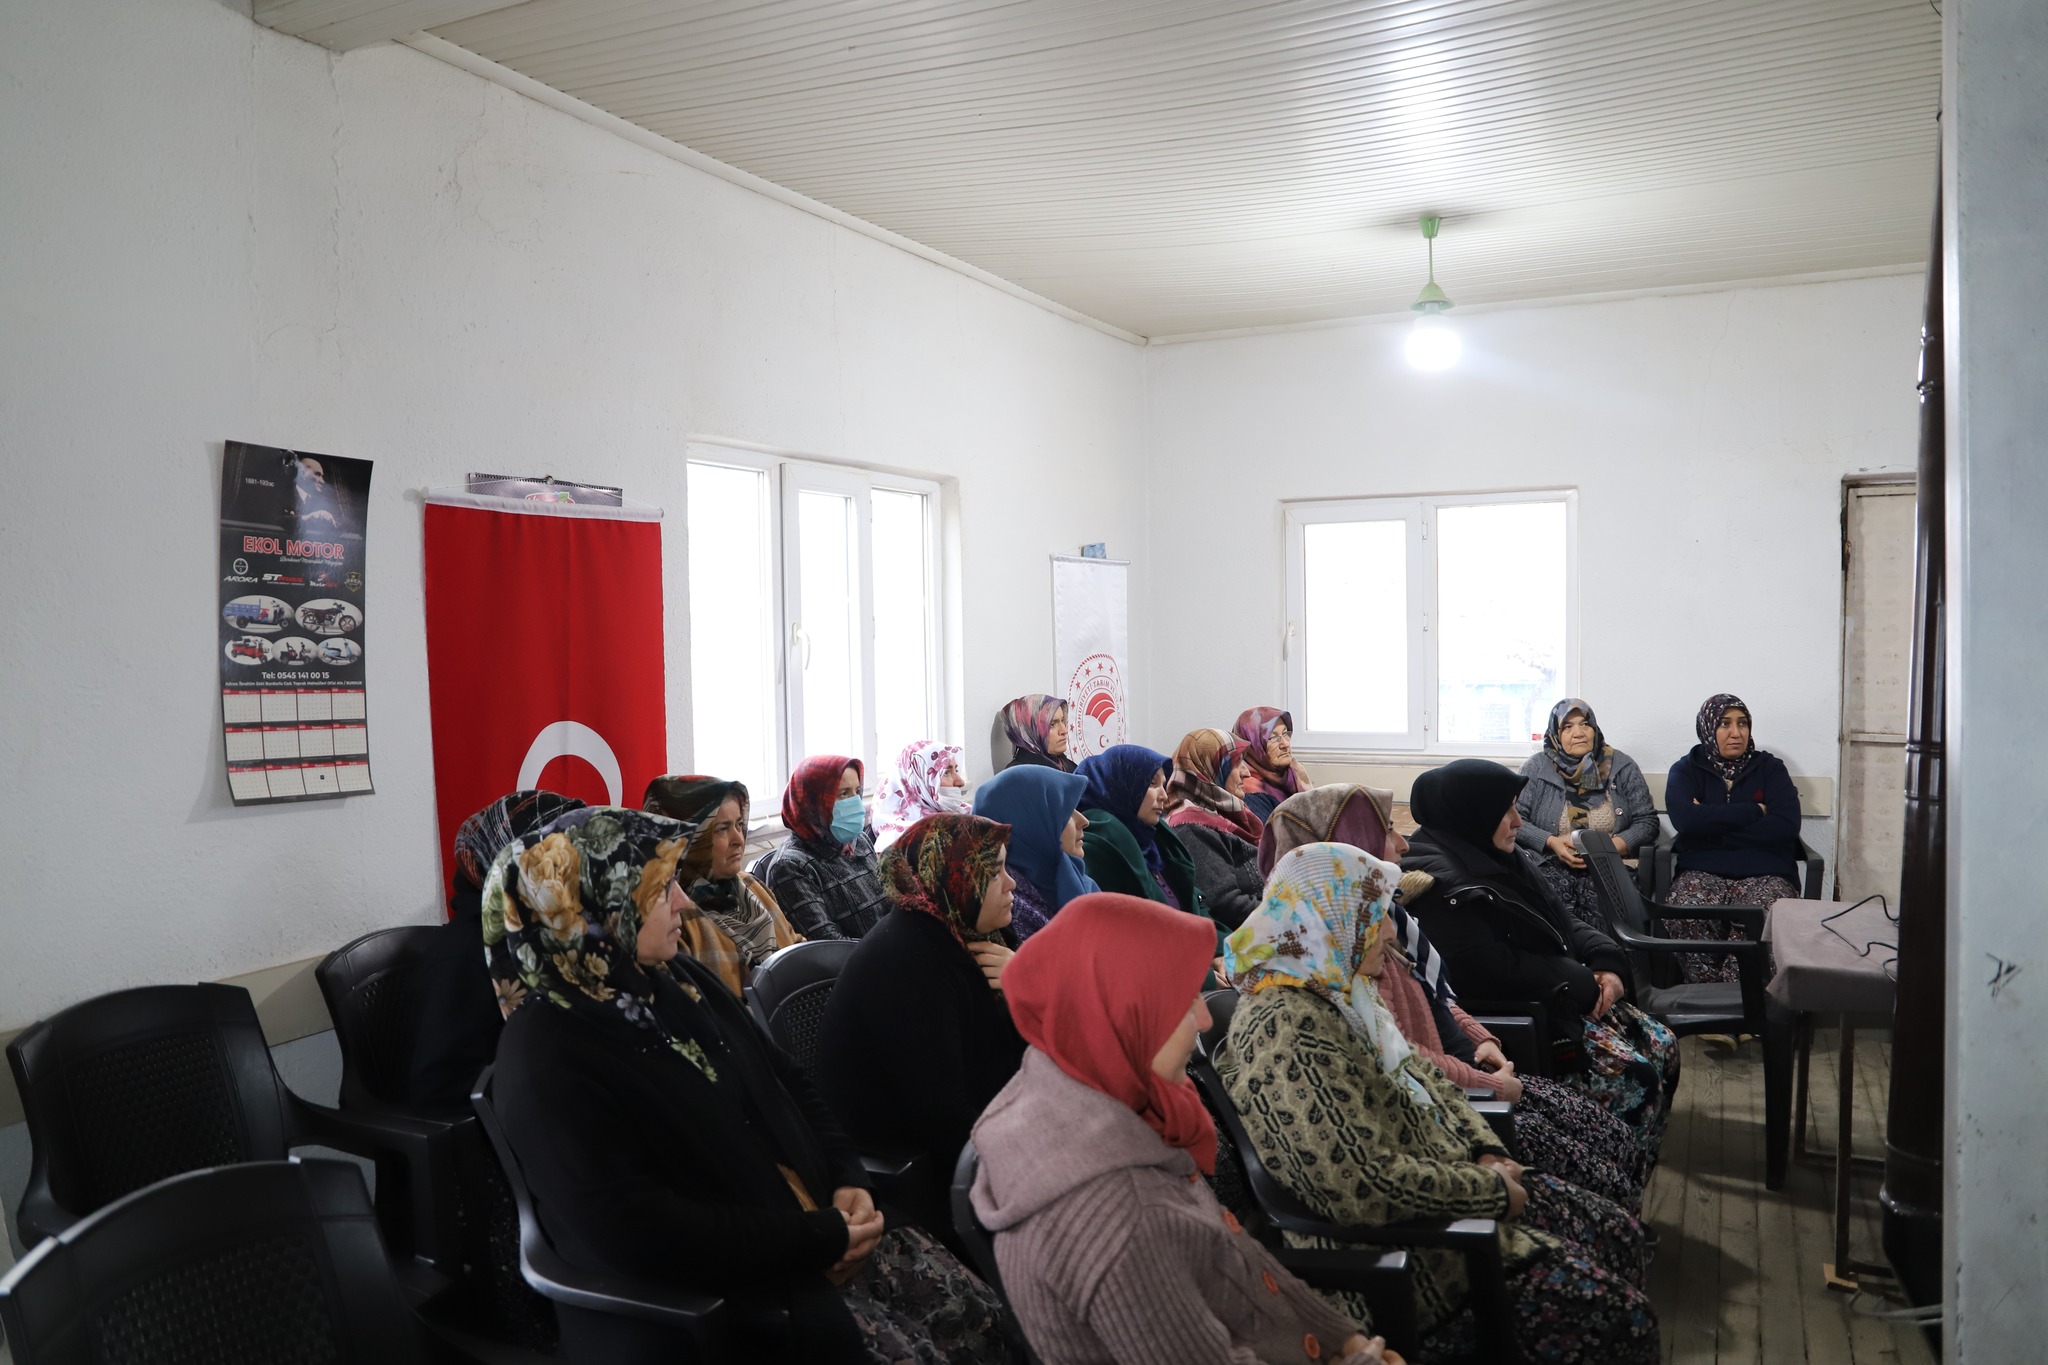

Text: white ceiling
xmin=274 ymin=0 xmax=1943 ymax=338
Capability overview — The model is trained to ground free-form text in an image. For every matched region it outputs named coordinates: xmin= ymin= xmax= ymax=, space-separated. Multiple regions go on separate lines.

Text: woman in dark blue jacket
xmin=1663 ymin=694 xmax=1802 ymax=983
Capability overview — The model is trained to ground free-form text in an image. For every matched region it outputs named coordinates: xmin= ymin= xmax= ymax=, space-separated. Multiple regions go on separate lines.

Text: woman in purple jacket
xmin=1663 ymin=694 xmax=1803 ymax=984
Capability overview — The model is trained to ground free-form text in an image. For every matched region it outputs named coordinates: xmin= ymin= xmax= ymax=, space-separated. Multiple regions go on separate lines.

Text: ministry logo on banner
xmin=1051 ymin=555 xmax=1130 ymax=763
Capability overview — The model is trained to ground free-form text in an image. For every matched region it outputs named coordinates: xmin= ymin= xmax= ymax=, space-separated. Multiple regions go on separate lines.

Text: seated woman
xmin=1219 ymin=843 xmax=1655 ymax=1365
xmin=1514 ymin=699 xmax=1660 ymax=935
xmin=1000 ymin=694 xmax=1077 ymax=772
xmin=1232 ymin=707 xmax=1313 ymax=821
xmin=409 ymin=789 xmax=584 ymax=1113
xmin=872 ymin=740 xmax=969 ymax=851
xmin=973 ymin=765 xmax=1100 ymax=939
xmin=1400 ymin=760 xmax=1680 ymax=1169
xmin=484 ymin=806 xmax=1017 ymax=1365
xmin=643 ymin=774 xmax=802 ymax=995
xmin=1664 ymin=693 xmax=1803 ymax=984
xmin=1260 ymin=785 xmax=1646 ymax=1212
xmin=819 ymin=814 xmax=1027 ymax=1238
xmin=973 ymin=891 xmax=1398 ymax=1365
xmin=1075 ymin=745 xmax=1210 ymax=924
xmin=1163 ymin=729 xmax=1265 ymax=931
xmin=752 ymin=755 xmax=890 ymax=940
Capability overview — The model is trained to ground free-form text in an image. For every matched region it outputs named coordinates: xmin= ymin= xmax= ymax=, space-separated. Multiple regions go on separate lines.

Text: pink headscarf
xmin=873 ymin=740 xmax=968 ymax=851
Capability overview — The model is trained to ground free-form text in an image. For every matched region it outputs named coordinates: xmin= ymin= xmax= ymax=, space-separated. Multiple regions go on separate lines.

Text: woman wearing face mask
xmin=1218 ymin=844 xmax=1655 ymax=1365
xmin=972 ymin=892 xmax=1398 ymax=1365
xmin=1163 ymin=729 xmax=1266 ymax=931
xmin=872 ymin=740 xmax=972 ymax=851
xmin=1000 ymin=694 xmax=1077 ymax=773
xmin=819 ymin=814 xmax=1029 ymax=1241
xmin=1663 ymin=694 xmax=1803 ymax=984
xmin=1075 ymin=745 xmax=1210 ymax=927
xmin=972 ymin=765 xmax=1100 ymax=939
xmin=485 ymin=807 xmax=1020 ymax=1365
xmin=1513 ymin=700 xmax=1660 ymax=936
xmin=643 ymin=775 xmax=803 ymax=995
xmin=1232 ymin=707 xmax=1313 ymax=822
xmin=753 ymin=756 xmax=890 ymax=941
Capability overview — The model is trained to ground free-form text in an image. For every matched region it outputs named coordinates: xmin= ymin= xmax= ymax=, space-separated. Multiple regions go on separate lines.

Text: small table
xmin=1761 ymin=897 xmax=1898 ymax=1290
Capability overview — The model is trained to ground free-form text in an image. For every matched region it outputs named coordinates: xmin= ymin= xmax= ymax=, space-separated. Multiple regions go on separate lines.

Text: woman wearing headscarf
xmin=819 ymin=814 xmax=1028 ymax=1239
xmin=972 ymin=765 xmax=1100 ymax=939
xmin=484 ymin=807 xmax=1018 ymax=1364
xmin=408 ymin=789 xmax=586 ymax=1113
xmin=752 ymin=755 xmax=890 ymax=941
xmin=643 ymin=774 xmax=802 ymax=995
xmin=1218 ymin=844 xmax=1655 ymax=1365
xmin=1400 ymin=760 xmax=1680 ymax=1168
xmin=1232 ymin=707 xmax=1313 ymax=822
xmin=1260 ymin=786 xmax=1646 ymax=1212
xmin=971 ymin=893 xmax=1397 ymax=1365
xmin=872 ymin=740 xmax=970 ymax=851
xmin=1663 ymin=693 xmax=1803 ymax=984
xmin=1075 ymin=745 xmax=1210 ymax=927
xmin=1162 ymin=729 xmax=1265 ymax=931
xmin=1514 ymin=699 xmax=1660 ymax=935
xmin=999 ymin=694 xmax=1076 ymax=773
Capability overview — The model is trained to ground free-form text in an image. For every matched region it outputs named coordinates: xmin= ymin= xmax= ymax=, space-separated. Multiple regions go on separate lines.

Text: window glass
xmin=686 ymin=463 xmax=778 ymax=798
xmin=1302 ymin=519 xmax=1408 ymax=734
xmin=796 ymin=490 xmax=861 ymax=760
xmin=871 ymin=489 xmax=933 ymax=766
xmin=1435 ymin=500 xmax=1568 ymax=744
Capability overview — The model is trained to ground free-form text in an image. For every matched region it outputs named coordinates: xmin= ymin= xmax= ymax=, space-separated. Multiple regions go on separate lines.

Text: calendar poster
xmin=217 ymin=441 xmax=376 ymax=804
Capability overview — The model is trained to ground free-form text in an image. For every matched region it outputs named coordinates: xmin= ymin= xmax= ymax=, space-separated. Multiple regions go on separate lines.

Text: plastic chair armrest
xmin=1610 ymin=924 xmax=1773 ymax=956
xmin=287 ymin=1095 xmax=461 ymax=1268
xmin=14 ymin=1186 xmax=73 ymax=1248
xmin=859 ymin=1148 xmax=925 ymax=1181
xmin=1646 ymin=901 xmax=1767 ymax=932
xmin=1468 ymin=1099 xmax=1516 ymax=1149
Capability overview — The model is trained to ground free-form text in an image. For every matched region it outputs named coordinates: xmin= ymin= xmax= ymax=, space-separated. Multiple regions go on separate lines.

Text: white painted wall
xmin=1943 ymin=0 xmax=2048 ymax=1354
xmin=1139 ymin=275 xmax=1925 ymax=855
xmin=0 ymin=0 xmax=1145 ymax=1029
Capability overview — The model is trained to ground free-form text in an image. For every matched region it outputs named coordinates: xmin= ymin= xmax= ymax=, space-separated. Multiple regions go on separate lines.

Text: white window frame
xmin=1283 ymin=489 xmax=1578 ymax=756
xmin=685 ymin=442 xmax=945 ymax=798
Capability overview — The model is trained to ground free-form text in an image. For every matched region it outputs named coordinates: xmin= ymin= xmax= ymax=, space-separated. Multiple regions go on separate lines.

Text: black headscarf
xmin=1692 ymin=693 xmax=1761 ymax=785
xmin=1409 ymin=759 xmax=1529 ymax=853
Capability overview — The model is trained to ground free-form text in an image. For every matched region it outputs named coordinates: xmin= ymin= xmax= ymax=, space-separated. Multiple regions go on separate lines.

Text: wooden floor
xmin=1644 ymin=1032 xmax=1938 ymax=1365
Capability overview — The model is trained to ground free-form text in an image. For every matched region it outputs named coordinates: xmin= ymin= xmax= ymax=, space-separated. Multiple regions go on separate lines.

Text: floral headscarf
xmin=1077 ymin=744 xmax=1174 ymax=876
xmin=878 ymin=813 xmax=1014 ymax=949
xmin=1694 ymin=693 xmax=1759 ymax=785
xmin=452 ymin=790 xmax=587 ymax=894
xmin=480 ymin=806 xmax=717 ymax=1079
xmin=1543 ymin=698 xmax=1615 ymax=816
xmin=1258 ymin=784 xmax=1458 ymax=1013
xmin=782 ymin=754 xmax=864 ymax=849
xmin=1001 ymin=694 xmax=1076 ymax=773
xmin=1224 ymin=842 xmax=1435 ymax=1108
xmin=643 ymin=775 xmax=787 ymax=971
xmin=873 ymin=741 xmax=969 ymax=851
xmin=1165 ymin=728 xmax=1262 ymax=844
xmin=1233 ymin=706 xmax=1311 ymax=801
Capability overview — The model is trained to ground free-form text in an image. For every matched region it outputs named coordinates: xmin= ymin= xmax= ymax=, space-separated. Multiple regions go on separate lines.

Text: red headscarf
xmin=1002 ymin=892 xmax=1219 ymax=1173
xmin=782 ymin=754 xmax=863 ymax=846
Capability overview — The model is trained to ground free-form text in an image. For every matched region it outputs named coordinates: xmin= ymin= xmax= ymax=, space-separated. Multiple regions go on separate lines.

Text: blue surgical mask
xmin=829 ymin=794 xmax=867 ymax=845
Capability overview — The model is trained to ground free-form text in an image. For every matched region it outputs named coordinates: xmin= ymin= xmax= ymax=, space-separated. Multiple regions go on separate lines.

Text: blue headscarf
xmin=1078 ymin=744 xmax=1174 ymax=877
xmin=974 ymin=765 xmax=1101 ymax=912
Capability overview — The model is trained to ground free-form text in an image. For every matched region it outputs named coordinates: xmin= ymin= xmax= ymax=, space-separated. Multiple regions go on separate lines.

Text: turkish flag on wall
xmin=423 ymin=495 xmax=667 ymax=904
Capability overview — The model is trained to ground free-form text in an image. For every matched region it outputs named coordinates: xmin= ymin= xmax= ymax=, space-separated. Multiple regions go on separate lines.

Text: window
xmin=686 ymin=446 xmax=943 ymax=804
xmin=1284 ymin=491 xmax=1575 ymax=753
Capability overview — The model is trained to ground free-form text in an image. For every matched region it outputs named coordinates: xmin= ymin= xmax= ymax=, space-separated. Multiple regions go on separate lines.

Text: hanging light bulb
xmin=1404 ymin=214 xmax=1461 ymax=372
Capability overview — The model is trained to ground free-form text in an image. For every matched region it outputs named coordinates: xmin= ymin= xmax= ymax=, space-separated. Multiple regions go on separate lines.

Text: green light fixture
xmin=1404 ymin=214 xmax=1461 ymax=371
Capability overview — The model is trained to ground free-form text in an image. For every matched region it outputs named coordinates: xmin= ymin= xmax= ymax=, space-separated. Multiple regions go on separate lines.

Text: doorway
xmin=1834 ymin=478 xmax=1918 ymax=906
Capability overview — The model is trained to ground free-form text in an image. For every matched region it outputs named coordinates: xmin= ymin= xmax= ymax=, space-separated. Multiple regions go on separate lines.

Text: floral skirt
xmin=1664 ymin=871 xmax=1794 ymax=984
xmin=1532 ymin=860 xmax=1609 ymax=938
xmin=1568 ymin=1002 xmax=1679 ymax=1171
xmin=1512 ymin=1074 xmax=1649 ymax=1214
xmin=842 ymin=1226 xmax=1023 ymax=1365
xmin=1416 ymin=1173 xmax=1656 ymax=1365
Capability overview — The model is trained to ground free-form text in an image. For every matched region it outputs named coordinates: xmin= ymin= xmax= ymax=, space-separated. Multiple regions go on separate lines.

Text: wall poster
xmin=1051 ymin=554 xmax=1131 ymax=762
xmin=217 ymin=441 xmax=375 ymax=804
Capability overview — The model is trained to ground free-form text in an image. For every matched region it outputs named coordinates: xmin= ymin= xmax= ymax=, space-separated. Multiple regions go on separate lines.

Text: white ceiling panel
xmin=414 ymin=0 xmax=1940 ymax=337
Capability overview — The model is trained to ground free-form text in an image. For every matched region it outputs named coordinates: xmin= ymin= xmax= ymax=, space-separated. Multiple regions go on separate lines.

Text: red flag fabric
xmin=423 ymin=495 xmax=667 ymax=904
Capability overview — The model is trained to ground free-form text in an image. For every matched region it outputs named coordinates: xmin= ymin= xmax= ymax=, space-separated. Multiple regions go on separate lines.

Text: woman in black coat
xmin=1399 ymin=760 xmax=1680 ymax=1171
xmin=819 ymin=814 xmax=1027 ymax=1240
xmin=484 ymin=806 xmax=1017 ymax=1365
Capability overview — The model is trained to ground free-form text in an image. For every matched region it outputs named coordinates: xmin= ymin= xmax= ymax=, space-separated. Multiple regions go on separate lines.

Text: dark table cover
xmin=1762 ymin=897 xmax=1898 ymax=1014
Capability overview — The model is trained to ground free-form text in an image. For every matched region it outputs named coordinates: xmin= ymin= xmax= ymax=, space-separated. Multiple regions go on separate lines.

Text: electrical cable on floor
xmin=1849 ymin=1288 xmax=1945 ymax=1323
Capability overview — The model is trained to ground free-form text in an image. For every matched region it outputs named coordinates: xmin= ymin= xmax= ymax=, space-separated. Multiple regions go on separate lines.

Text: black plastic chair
xmin=1584 ymin=848 xmax=1772 ymax=1038
xmin=1651 ymin=829 xmax=1827 ymax=902
xmin=0 ymin=1158 xmax=426 ymax=1365
xmin=6 ymin=982 xmax=456 ymax=1277
xmin=948 ymin=1143 xmax=1047 ymax=1365
xmin=317 ymin=925 xmax=445 ymax=1118
xmin=747 ymin=939 xmax=861 ymax=1085
xmin=471 ymin=1064 xmax=751 ymax=1362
